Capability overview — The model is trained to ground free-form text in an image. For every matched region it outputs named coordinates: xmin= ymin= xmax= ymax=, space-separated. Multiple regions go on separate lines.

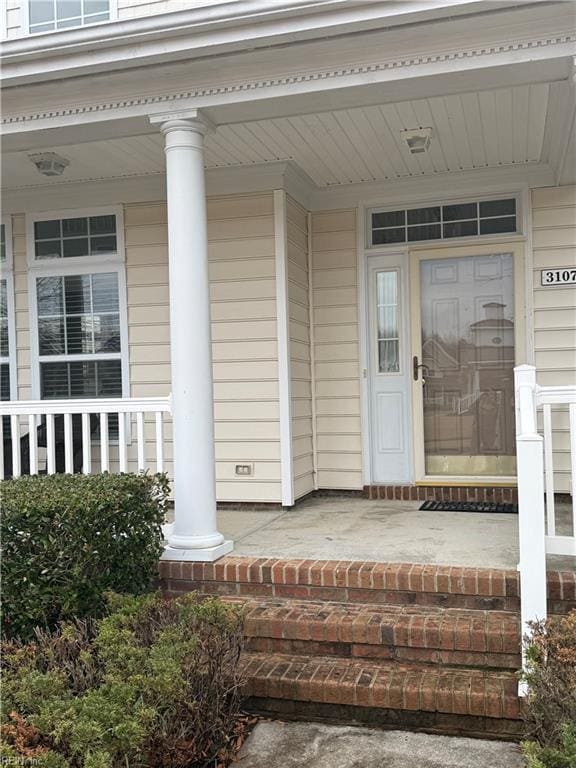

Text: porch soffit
xmin=1 ymin=2 xmax=574 ymax=133
xmin=1 ymin=80 xmax=573 ymax=199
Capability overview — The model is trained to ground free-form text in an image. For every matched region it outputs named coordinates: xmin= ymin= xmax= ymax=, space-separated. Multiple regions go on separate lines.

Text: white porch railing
xmin=0 ymin=396 xmax=172 ymax=479
xmin=515 ymin=364 xmax=576 ymax=645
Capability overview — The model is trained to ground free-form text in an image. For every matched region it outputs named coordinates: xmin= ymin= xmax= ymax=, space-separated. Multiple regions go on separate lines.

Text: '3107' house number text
xmin=541 ymin=269 xmax=576 ymax=286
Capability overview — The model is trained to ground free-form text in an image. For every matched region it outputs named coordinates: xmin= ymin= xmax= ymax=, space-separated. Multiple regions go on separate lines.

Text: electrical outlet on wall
xmin=235 ymin=464 xmax=254 ymax=476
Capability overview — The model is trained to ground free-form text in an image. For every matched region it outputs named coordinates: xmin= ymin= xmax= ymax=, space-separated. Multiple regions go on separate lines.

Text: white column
xmin=151 ymin=109 xmax=232 ymax=561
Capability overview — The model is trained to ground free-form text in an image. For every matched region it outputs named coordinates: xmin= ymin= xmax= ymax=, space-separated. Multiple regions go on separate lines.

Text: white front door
xmin=368 ymin=253 xmax=412 ymax=484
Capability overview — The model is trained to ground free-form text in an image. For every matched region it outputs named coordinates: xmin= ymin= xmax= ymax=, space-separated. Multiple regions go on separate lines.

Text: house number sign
xmin=541 ymin=269 xmax=576 ymax=286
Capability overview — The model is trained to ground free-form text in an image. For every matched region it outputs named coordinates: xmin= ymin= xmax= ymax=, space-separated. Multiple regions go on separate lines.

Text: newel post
xmin=514 ymin=364 xmax=547 ymax=690
xmin=150 ymin=109 xmax=232 ymax=562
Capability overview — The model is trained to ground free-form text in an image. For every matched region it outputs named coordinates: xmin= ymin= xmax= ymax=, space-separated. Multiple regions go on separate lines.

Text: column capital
xmin=149 ymin=108 xmax=215 ymax=136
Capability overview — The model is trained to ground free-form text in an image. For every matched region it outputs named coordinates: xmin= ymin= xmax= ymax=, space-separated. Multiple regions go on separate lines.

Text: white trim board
xmin=274 ymin=189 xmax=294 ymax=507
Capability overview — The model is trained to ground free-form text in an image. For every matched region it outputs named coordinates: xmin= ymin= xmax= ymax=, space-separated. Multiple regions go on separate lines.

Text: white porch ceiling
xmin=0 ymin=82 xmax=567 ymax=190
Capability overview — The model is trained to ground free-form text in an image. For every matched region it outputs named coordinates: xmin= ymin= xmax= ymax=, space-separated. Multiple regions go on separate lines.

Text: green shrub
xmin=1 ymin=473 xmax=168 ymax=640
xmin=521 ymin=611 xmax=576 ymax=768
xmin=1 ymin=592 xmax=245 ymax=768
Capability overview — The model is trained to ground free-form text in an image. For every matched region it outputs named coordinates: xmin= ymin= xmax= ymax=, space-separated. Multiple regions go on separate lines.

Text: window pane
xmin=90 ymin=235 xmax=117 ymax=254
xmin=36 ymin=240 xmax=62 ymax=259
xmin=408 ymin=224 xmax=441 ymax=241
xmin=29 ymin=0 xmax=54 ymax=25
xmin=92 ymin=273 xmax=119 ymax=312
xmin=64 ymin=275 xmax=91 ymax=314
xmin=0 ymin=280 xmax=7 ymax=319
xmin=96 ymin=360 xmax=123 ymax=397
xmin=62 ymin=217 xmax=88 ymax=237
xmin=85 ymin=0 xmax=110 ymax=13
xmin=372 ymin=210 xmax=405 ymax=228
xmin=372 ymin=228 xmax=405 ymax=245
xmin=40 ymin=362 xmax=70 ymax=399
xmin=378 ymin=307 xmax=397 ymax=339
xmin=480 ymin=199 xmax=516 ymax=218
xmin=94 ymin=314 xmax=120 ymax=353
xmin=37 ymin=276 xmax=64 ymax=316
xmin=63 ymin=238 xmax=90 ymax=258
xmin=407 ymin=207 xmax=440 ymax=225
xmin=443 ymin=220 xmax=478 ymax=238
xmin=57 ymin=0 xmax=81 ymax=18
xmin=0 ymin=363 xmax=10 ymax=401
xmin=90 ymin=214 xmax=115 ymax=234
xmin=35 ymin=220 xmax=60 ymax=239
xmin=479 ymin=217 xmax=516 ymax=235
xmin=377 ymin=271 xmax=397 ymax=306
xmin=0 ymin=322 xmax=8 ymax=358
xmin=0 ymin=224 xmax=5 ymax=262
xmin=442 ymin=202 xmax=477 ymax=221
xmin=66 ymin=315 xmax=93 ymax=354
xmin=38 ymin=318 xmax=65 ymax=355
xmin=379 ymin=340 xmax=399 ymax=373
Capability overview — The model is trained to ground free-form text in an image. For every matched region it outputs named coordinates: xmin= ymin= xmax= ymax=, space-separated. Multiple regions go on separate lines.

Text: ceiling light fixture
xmin=400 ymin=127 xmax=433 ymax=155
xmin=29 ymin=152 xmax=70 ymax=177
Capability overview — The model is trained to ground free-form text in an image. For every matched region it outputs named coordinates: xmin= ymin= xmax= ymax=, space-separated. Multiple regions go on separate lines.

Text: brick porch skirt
xmin=364 ymin=485 xmax=518 ymax=503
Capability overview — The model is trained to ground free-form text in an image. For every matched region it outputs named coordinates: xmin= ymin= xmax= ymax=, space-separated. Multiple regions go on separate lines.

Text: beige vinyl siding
xmin=532 ymin=185 xmax=576 ymax=493
xmin=125 ymin=192 xmax=281 ymax=502
xmin=8 ymin=193 xmax=281 ymax=502
xmin=311 ymin=209 xmax=363 ymax=489
xmin=286 ymin=196 xmax=314 ymax=500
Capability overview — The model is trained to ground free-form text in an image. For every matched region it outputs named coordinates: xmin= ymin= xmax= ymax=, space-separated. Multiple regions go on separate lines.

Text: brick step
xmin=159 ymin=557 xmax=576 ymax=614
xmin=236 ymin=598 xmax=521 ymax=670
xmin=241 ymin=652 xmax=523 ymax=739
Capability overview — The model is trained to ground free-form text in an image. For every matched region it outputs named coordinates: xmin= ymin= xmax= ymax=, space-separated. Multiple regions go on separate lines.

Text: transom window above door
xmin=369 ymin=197 xmax=517 ymax=247
xmin=28 ymin=0 xmax=111 ymax=34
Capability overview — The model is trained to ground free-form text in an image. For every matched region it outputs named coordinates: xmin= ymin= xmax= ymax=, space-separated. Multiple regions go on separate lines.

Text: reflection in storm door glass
xmin=420 ymin=253 xmax=515 ymax=477
xmin=377 ymin=271 xmax=399 ymax=373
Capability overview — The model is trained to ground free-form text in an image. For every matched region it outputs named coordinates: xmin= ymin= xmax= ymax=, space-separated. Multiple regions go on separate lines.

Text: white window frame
xmin=24 ymin=0 xmax=118 ymax=35
xmin=1 ymin=216 xmax=17 ymax=401
xmin=366 ymin=192 xmax=523 ymax=250
xmin=27 ymin=206 xmax=129 ymax=402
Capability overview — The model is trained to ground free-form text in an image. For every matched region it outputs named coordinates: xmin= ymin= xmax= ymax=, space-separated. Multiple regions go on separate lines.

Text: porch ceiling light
xmin=400 ymin=127 xmax=433 ymax=155
xmin=28 ymin=152 xmax=70 ymax=177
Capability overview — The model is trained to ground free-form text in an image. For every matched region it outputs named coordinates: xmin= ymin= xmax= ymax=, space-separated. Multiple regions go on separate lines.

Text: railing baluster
xmin=81 ymin=413 xmax=91 ymax=475
xmin=118 ymin=413 xmax=127 ymax=473
xmin=64 ymin=413 xmax=73 ymax=473
xmin=570 ymin=403 xmax=576 ymax=538
xmin=46 ymin=414 xmax=56 ymax=474
xmin=0 ymin=416 xmax=4 ymax=480
xmin=136 ymin=412 xmax=145 ymax=471
xmin=543 ymin=403 xmax=555 ymax=536
xmin=155 ymin=411 xmax=164 ymax=473
xmin=11 ymin=415 xmax=20 ymax=477
xmin=28 ymin=414 xmax=38 ymax=475
xmin=100 ymin=413 xmax=109 ymax=472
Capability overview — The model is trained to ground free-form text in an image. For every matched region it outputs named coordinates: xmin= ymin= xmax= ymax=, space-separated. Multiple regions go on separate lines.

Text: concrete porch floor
xmin=215 ymin=495 xmax=575 ymax=571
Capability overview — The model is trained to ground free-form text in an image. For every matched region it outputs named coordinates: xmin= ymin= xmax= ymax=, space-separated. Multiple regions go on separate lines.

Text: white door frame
xmin=357 ymin=189 xmax=532 ymax=487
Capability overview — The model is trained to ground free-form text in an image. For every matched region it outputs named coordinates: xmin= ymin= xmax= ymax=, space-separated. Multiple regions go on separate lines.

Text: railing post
xmin=515 ymin=365 xmax=547 ymax=691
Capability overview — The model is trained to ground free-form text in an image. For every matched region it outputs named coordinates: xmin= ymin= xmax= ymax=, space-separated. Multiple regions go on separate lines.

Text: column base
xmin=161 ymin=539 xmax=234 ymax=562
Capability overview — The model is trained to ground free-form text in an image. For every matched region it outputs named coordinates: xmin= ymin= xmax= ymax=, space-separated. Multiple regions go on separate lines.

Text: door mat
xmin=419 ymin=500 xmax=518 ymax=514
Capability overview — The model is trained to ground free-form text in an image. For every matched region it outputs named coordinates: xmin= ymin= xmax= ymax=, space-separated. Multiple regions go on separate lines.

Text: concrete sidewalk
xmin=237 ymin=721 xmax=526 ymax=768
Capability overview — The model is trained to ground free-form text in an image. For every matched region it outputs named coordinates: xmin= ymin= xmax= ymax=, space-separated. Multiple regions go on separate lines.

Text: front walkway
xmin=216 ymin=495 xmax=575 ymax=571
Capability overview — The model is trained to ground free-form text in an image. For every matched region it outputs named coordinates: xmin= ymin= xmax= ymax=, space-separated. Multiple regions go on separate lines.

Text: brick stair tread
xmin=241 ymin=652 xmax=522 ymax=720
xmin=234 ymin=597 xmax=520 ymax=655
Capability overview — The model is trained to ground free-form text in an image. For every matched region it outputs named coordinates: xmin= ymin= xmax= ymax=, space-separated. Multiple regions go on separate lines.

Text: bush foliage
xmin=1 ymin=473 xmax=168 ymax=639
xmin=521 ymin=611 xmax=576 ymax=768
xmin=0 ymin=592 xmax=245 ymax=768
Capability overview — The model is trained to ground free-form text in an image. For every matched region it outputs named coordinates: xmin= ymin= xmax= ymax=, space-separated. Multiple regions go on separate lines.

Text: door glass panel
xmin=420 ymin=253 xmax=516 ymax=476
xmin=376 ymin=271 xmax=399 ymax=373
